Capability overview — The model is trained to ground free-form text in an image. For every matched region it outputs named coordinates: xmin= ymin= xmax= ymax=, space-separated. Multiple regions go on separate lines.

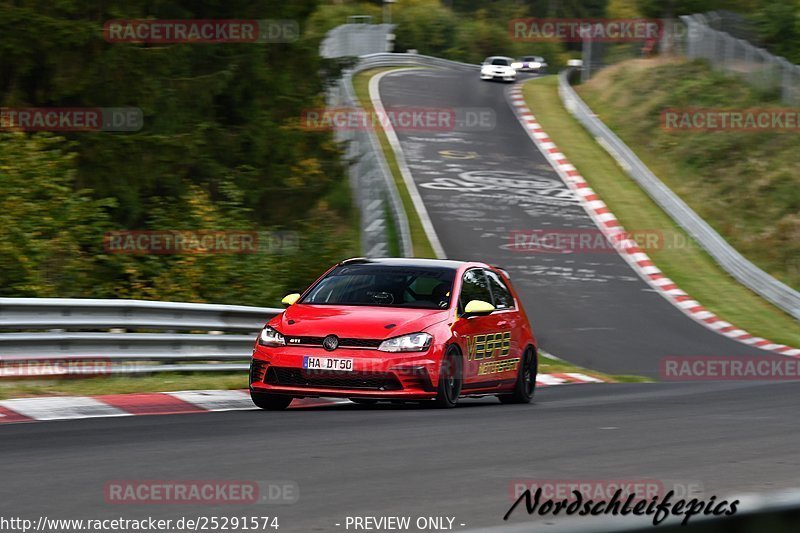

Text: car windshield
xmin=490 ymin=58 xmax=511 ymax=66
xmin=522 ymin=56 xmax=536 ymax=61
xmin=301 ymin=264 xmax=456 ymax=309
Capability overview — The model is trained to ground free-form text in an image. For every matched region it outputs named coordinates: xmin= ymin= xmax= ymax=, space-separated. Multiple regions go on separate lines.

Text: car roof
xmin=485 ymin=56 xmax=514 ymax=61
xmin=337 ymin=257 xmax=512 ymax=280
xmin=339 ymin=257 xmax=468 ymax=270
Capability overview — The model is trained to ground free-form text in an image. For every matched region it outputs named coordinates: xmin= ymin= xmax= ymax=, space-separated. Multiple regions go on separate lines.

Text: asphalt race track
xmin=2 ymin=68 xmax=799 ymax=533
xmin=2 ymin=382 xmax=800 ymax=531
xmin=376 ymin=68 xmax=778 ymax=378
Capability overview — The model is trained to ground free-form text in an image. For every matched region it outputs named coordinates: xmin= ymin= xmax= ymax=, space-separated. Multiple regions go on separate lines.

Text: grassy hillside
xmin=577 ymin=58 xmax=799 ymax=291
xmin=523 ymin=75 xmax=799 ymax=347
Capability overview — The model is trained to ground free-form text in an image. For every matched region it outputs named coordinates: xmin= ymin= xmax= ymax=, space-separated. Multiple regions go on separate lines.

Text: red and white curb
xmin=507 ymin=83 xmax=800 ymax=358
xmin=0 ymin=374 xmax=604 ymax=424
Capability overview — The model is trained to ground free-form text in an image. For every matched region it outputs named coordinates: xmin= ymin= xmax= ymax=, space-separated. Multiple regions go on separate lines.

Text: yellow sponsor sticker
xmin=477 ymin=358 xmax=520 ymax=375
xmin=466 ymin=331 xmax=511 ymax=361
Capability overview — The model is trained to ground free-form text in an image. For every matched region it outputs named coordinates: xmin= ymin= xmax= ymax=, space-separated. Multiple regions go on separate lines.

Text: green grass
xmin=539 ymin=352 xmax=649 ymax=383
xmin=353 ymin=68 xmax=437 ymax=258
xmin=384 ymin=199 xmax=401 ymax=257
xmin=522 ymin=73 xmax=800 ymax=348
xmin=0 ymin=372 xmax=249 ymax=400
xmin=578 ymin=58 xmax=799 ymax=291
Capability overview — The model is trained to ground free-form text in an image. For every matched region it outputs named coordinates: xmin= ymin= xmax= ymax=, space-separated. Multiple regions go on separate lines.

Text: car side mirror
xmin=462 ymin=299 xmax=495 ymax=318
xmin=281 ymin=293 xmax=301 ymax=307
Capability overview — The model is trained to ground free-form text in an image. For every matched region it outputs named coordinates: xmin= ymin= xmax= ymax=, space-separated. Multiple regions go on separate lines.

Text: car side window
xmin=485 ymin=270 xmax=514 ymax=310
xmin=458 ymin=269 xmax=493 ymax=313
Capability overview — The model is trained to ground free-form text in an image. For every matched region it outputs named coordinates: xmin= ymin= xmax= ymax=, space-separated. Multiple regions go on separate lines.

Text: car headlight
xmin=481 ymin=66 xmax=491 ymax=73
xmin=511 ymin=62 xmax=522 ymax=69
xmin=531 ymin=61 xmax=541 ymax=68
xmin=378 ymin=333 xmax=432 ymax=353
xmin=258 ymin=326 xmax=285 ymax=347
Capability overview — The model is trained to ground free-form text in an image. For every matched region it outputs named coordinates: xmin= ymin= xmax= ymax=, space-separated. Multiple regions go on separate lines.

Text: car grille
xmin=250 ymin=359 xmax=269 ymax=383
xmin=284 ymin=336 xmax=382 ymax=349
xmin=265 ymin=367 xmax=402 ymax=391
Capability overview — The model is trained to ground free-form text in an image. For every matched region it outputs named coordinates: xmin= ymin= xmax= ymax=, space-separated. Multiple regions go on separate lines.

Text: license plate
xmin=302 ymin=356 xmax=354 ymax=372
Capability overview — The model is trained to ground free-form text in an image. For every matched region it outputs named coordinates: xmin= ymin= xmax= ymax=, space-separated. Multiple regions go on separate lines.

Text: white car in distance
xmin=480 ymin=56 xmax=516 ymax=83
xmin=512 ymin=55 xmax=548 ymax=73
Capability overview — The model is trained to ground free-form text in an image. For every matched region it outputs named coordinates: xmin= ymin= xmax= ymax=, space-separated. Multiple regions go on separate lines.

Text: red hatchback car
xmin=249 ymin=258 xmax=538 ymax=409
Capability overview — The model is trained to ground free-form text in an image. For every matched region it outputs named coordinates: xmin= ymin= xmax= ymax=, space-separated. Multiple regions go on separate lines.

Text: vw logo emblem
xmin=322 ymin=334 xmax=339 ymax=351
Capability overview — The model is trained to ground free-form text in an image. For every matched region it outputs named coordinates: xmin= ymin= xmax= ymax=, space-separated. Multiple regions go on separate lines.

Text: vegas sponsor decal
xmin=465 ymin=331 xmax=519 ymax=375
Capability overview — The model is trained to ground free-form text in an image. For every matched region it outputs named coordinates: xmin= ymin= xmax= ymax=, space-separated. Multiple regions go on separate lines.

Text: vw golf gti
xmin=249 ymin=258 xmax=538 ymax=409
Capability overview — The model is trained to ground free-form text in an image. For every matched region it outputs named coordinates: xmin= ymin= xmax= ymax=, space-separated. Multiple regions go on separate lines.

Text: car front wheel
xmin=251 ymin=391 xmax=293 ymax=410
xmin=432 ymin=346 xmax=463 ymax=408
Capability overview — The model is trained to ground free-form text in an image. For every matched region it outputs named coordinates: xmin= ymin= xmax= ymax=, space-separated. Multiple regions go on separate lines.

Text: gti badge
xmin=322 ymin=334 xmax=339 ymax=351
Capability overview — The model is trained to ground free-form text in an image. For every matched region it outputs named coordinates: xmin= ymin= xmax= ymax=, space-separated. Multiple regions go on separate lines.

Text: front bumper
xmin=480 ymin=70 xmax=516 ymax=81
xmin=250 ymin=345 xmax=442 ymax=399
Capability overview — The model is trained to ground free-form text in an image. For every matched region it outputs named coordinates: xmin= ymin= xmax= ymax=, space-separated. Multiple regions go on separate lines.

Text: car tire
xmin=250 ymin=391 xmax=293 ymax=410
xmin=499 ymin=346 xmax=537 ymax=404
xmin=349 ymin=398 xmax=378 ymax=405
xmin=432 ymin=346 xmax=462 ymax=408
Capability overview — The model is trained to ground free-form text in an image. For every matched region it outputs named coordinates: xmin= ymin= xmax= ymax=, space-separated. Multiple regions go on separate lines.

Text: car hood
xmin=271 ymin=304 xmax=451 ymax=340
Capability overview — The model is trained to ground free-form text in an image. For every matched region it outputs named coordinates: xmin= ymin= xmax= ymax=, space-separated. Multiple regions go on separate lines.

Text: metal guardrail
xmin=325 ymin=47 xmax=478 ymax=257
xmin=0 ymin=298 xmax=281 ymax=375
xmin=320 ymin=23 xmax=396 ymax=59
xmin=679 ymin=14 xmax=800 ymax=105
xmin=351 ymin=53 xmax=479 ymax=72
xmin=0 ymin=298 xmax=280 ymax=332
xmin=328 ymin=57 xmax=412 ymax=258
xmin=558 ymin=69 xmax=800 ymax=320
